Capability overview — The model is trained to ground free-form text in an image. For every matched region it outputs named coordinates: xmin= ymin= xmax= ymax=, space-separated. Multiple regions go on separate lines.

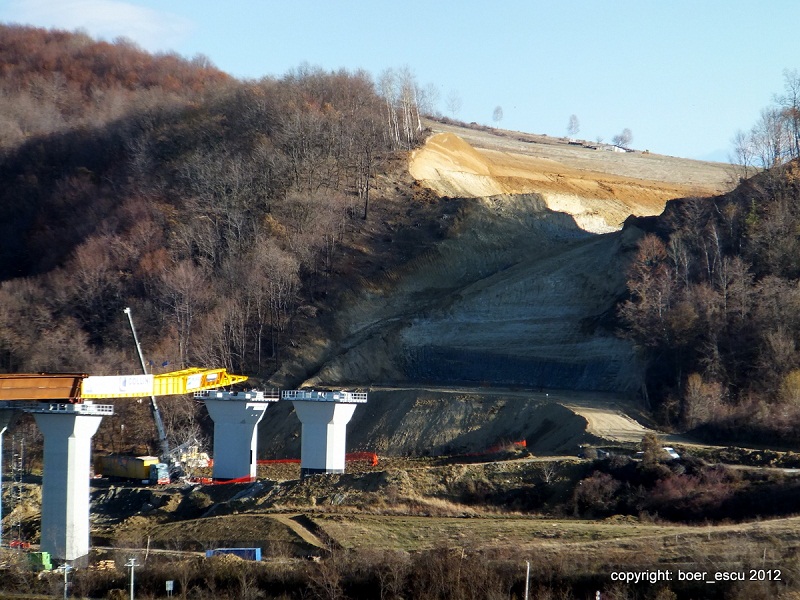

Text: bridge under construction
xmin=0 ymin=369 xmax=367 ymax=565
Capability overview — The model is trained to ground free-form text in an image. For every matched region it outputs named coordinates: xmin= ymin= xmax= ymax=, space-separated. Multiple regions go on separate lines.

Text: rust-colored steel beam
xmin=0 ymin=373 xmax=88 ymax=402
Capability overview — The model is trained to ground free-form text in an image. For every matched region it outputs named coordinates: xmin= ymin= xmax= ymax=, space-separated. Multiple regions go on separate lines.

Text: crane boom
xmin=123 ymin=305 xmax=170 ymax=463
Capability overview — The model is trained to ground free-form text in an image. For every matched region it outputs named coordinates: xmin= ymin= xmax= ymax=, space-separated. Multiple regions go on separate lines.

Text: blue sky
xmin=1 ymin=0 xmax=798 ymax=161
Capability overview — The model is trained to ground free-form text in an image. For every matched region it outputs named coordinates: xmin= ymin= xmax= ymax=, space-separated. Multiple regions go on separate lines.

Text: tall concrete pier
xmin=198 ymin=390 xmax=279 ymax=481
xmin=282 ymin=390 xmax=367 ymax=477
xmin=31 ymin=402 xmax=113 ymax=564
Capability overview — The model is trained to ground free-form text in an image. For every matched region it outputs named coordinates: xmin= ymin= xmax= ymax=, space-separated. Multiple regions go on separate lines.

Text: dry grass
xmin=311 ymin=512 xmax=800 ymax=578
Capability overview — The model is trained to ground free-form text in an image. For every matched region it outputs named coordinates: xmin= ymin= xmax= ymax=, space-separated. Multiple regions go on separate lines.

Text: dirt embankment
xmin=258 ymin=385 xmax=652 ymax=463
xmin=266 ymin=126 xmax=729 ymax=459
xmin=409 ymin=131 xmax=729 ymax=233
xmin=298 ymin=193 xmax=645 ymax=395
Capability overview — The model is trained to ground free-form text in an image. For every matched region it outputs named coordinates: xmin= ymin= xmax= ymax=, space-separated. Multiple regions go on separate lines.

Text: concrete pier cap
xmin=196 ymin=390 xmax=279 ymax=481
xmin=281 ymin=390 xmax=368 ymax=477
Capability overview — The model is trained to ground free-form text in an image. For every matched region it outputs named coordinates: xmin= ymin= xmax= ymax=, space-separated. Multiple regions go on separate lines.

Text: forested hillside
xmin=0 ymin=25 xmax=230 ymax=148
xmin=0 ymin=25 xmax=444 ymax=454
xmin=620 ymin=160 xmax=800 ymax=442
xmin=7 ymin=24 xmax=800 ymax=454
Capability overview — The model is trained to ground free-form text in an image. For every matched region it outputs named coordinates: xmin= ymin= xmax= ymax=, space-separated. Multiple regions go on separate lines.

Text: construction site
xmin=2 ymin=123 xmax=796 ymax=600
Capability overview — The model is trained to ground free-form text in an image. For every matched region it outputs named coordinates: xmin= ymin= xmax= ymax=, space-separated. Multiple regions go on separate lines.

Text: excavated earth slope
xmin=409 ymin=131 xmax=728 ymax=233
xmin=262 ymin=128 xmax=731 ymax=456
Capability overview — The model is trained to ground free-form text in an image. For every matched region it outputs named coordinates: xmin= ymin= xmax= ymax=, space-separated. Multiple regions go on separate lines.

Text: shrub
xmin=571 ymin=472 xmax=622 ymax=517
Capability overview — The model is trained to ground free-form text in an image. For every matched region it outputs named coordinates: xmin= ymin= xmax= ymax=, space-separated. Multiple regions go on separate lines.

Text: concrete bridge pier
xmin=32 ymin=402 xmax=112 ymax=565
xmin=282 ymin=390 xmax=368 ymax=477
xmin=199 ymin=390 xmax=279 ymax=481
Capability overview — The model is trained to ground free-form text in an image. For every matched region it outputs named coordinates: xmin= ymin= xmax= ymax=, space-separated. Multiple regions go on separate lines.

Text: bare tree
xmin=567 ymin=114 xmax=580 ymax=137
xmin=397 ymin=67 xmax=423 ymax=146
xmin=445 ymin=89 xmax=462 ymax=119
xmin=159 ymin=260 xmax=210 ymax=367
xmin=535 ymin=461 xmax=559 ymax=484
xmin=751 ymin=106 xmax=789 ymax=168
xmin=420 ymin=82 xmax=440 ymax=117
xmin=776 ymin=68 xmax=800 ymax=160
xmin=377 ymin=67 xmax=423 ymax=150
xmin=378 ymin=69 xmax=401 ymax=147
xmin=612 ymin=127 xmax=633 ymax=148
xmin=492 ymin=105 xmax=503 ymax=125
xmin=730 ymin=129 xmax=755 ymax=179
xmin=683 ymin=372 xmax=722 ymax=427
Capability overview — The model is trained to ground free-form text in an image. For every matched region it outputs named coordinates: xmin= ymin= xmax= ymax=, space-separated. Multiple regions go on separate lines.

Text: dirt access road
xmin=365 ymin=385 xmax=652 ymax=447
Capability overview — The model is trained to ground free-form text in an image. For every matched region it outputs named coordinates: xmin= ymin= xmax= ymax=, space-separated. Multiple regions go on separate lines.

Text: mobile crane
xmin=123 ymin=306 xmax=172 ymax=466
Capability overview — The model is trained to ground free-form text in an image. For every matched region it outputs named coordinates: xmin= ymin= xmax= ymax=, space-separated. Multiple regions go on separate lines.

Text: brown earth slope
xmin=265 ymin=124 xmax=731 ymax=457
xmin=409 ymin=128 xmax=730 ymax=232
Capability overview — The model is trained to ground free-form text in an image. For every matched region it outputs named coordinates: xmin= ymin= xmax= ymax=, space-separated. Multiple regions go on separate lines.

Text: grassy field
xmin=312 ymin=512 xmax=800 ymax=577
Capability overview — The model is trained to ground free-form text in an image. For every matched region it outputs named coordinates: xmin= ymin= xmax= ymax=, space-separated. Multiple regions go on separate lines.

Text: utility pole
xmin=524 ymin=560 xmax=530 ymax=600
xmin=59 ymin=563 xmax=73 ymax=600
xmin=126 ymin=557 xmax=139 ymax=600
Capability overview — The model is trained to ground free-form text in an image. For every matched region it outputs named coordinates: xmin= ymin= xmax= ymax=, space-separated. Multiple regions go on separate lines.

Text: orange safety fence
xmin=485 ymin=440 xmax=526 ymax=454
xmin=257 ymin=452 xmax=379 ymax=467
xmin=345 ymin=452 xmax=379 ymax=466
xmin=463 ymin=440 xmax=527 ymax=457
xmin=192 ymin=475 xmax=256 ymax=485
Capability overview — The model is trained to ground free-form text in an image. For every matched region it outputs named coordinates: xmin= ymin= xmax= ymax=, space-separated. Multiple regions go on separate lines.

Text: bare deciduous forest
xmin=620 ymin=160 xmax=800 ymax=443
xmin=0 ymin=24 xmax=442 ymax=455
xmin=616 ymin=68 xmax=800 ymax=445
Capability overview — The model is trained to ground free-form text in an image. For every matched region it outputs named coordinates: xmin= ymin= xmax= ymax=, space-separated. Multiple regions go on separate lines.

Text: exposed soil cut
xmin=410 ymin=128 xmax=731 ymax=232
xmin=265 ymin=124 xmax=732 ymax=460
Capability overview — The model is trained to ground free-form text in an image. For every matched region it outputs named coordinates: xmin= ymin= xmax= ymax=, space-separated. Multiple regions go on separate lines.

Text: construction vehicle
xmin=172 ymin=439 xmax=211 ymax=469
xmin=94 ymin=454 xmax=170 ymax=485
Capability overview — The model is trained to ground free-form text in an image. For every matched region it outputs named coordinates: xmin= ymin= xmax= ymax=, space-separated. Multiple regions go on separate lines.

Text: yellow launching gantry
xmin=0 ymin=367 xmax=248 ymax=403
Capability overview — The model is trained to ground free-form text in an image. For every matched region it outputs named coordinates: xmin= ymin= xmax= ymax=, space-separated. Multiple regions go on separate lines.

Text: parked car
xmin=635 ymin=447 xmax=681 ymax=460
xmin=662 ymin=447 xmax=680 ymax=460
